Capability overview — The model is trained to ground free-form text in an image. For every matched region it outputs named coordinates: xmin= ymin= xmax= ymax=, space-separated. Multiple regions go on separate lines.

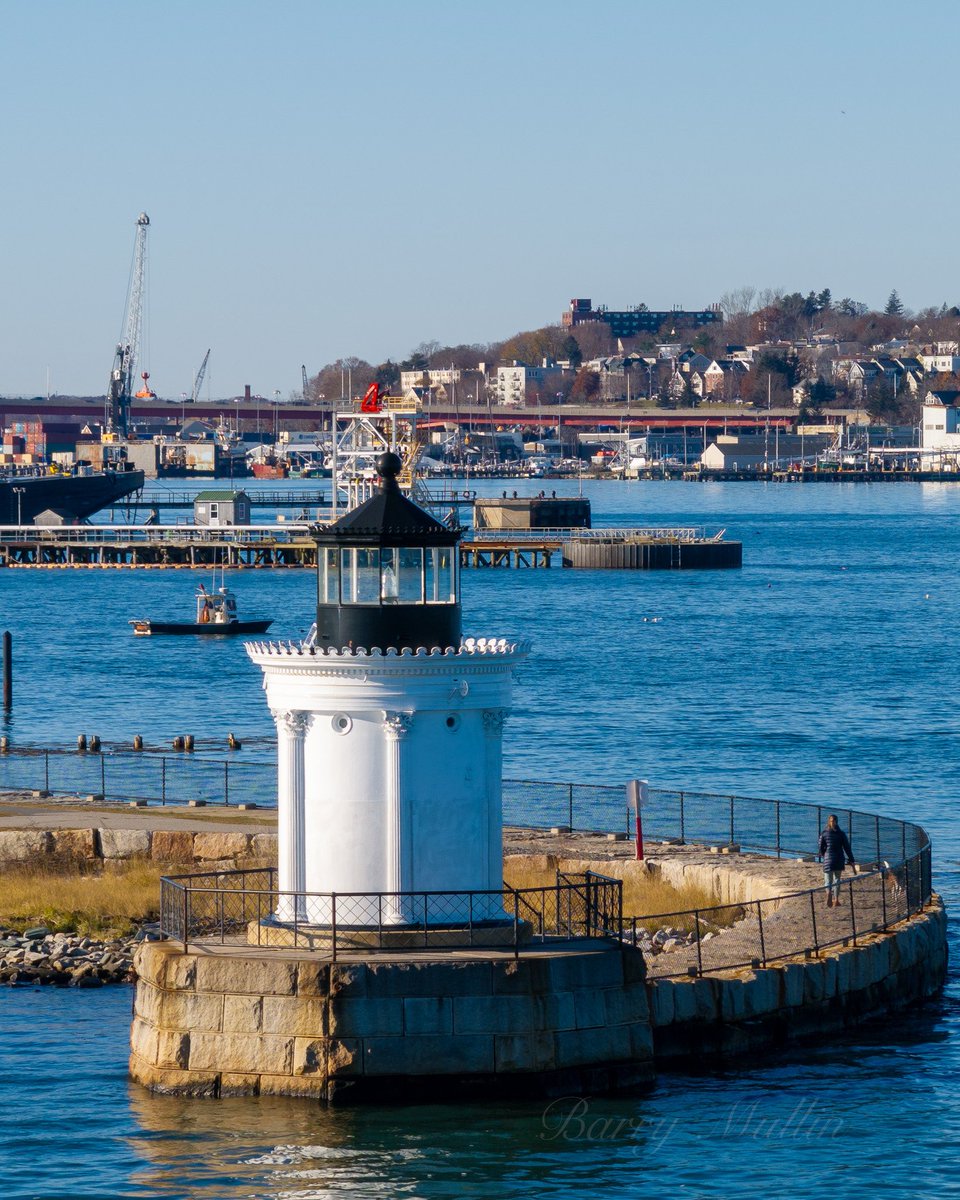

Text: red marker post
xmin=627 ymin=778 xmax=648 ymax=860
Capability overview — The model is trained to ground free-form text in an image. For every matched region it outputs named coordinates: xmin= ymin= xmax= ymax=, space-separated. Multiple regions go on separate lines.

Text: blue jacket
xmin=819 ymin=826 xmax=854 ymax=872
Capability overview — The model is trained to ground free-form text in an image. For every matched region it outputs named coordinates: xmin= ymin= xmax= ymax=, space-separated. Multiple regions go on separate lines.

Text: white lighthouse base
xmin=245 ymin=637 xmax=528 ymax=927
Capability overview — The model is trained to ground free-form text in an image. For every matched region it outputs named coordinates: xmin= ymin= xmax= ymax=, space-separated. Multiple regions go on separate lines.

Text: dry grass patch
xmin=0 ymin=861 xmax=163 ymax=938
xmin=503 ymin=859 xmax=743 ymax=933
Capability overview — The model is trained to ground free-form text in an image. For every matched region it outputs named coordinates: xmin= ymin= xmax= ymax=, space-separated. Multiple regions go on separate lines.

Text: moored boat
xmin=129 ymin=584 xmax=272 ymax=636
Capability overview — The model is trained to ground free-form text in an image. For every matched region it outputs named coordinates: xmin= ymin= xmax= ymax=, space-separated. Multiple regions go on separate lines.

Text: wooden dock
xmin=0 ymin=524 xmax=738 ymax=570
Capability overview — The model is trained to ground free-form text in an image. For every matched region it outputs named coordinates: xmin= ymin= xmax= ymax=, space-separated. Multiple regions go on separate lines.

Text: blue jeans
xmin=824 ymin=869 xmax=843 ymax=901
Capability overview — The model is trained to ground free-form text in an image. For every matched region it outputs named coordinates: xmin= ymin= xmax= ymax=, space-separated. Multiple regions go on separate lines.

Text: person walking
xmin=818 ymin=814 xmax=855 ymax=907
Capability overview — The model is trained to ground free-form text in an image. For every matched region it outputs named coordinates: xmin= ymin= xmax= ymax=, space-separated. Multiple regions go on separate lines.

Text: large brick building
xmin=562 ymin=298 xmax=723 ymax=339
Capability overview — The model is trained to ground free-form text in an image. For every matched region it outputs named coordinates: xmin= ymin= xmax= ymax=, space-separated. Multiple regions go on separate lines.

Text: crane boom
xmin=192 ymin=349 xmax=211 ymax=403
xmin=301 ymin=364 xmax=309 ymax=403
xmin=106 ymin=212 xmax=150 ymax=437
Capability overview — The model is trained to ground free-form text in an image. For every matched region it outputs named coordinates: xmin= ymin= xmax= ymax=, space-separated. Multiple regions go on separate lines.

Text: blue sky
xmin=1 ymin=0 xmax=958 ymax=399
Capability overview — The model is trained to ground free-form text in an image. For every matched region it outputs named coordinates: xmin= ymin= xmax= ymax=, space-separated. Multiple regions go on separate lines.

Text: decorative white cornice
xmin=245 ymin=637 xmax=529 ymax=682
xmin=246 ymin=636 xmax=528 ymax=661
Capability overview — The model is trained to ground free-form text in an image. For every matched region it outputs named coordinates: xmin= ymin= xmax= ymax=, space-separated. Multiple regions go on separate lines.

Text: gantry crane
xmin=105 ymin=212 xmax=150 ymax=438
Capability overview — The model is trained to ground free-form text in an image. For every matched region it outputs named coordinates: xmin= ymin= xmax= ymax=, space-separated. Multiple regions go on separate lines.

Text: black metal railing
xmin=159 ymin=868 xmax=623 ymax=959
xmin=0 ymin=746 xmax=269 ymax=808
xmin=627 ymin=841 xmax=932 ymax=980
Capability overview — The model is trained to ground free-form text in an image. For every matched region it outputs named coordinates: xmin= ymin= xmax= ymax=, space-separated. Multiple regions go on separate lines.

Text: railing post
xmin=100 ymin=753 xmax=106 ymax=800
xmin=423 ymin=894 xmax=429 ymax=948
xmin=161 ymin=756 xmax=166 ymax=806
xmin=513 ymin=889 xmax=520 ymax=959
xmin=809 ymin=890 xmax=819 ymax=954
xmin=182 ymin=886 xmax=189 ymax=954
xmin=44 ymin=751 xmax=49 ymax=794
xmin=904 ymin=858 xmax=913 ymax=917
xmin=848 ymin=878 xmax=856 ymax=945
xmin=679 ymin=791 xmax=685 ymax=844
xmin=729 ymin=795 xmax=735 ymax=846
xmin=331 ymin=893 xmax=337 ymax=962
xmin=224 ymin=761 xmax=229 ymax=807
xmin=881 ymin=864 xmax=888 ymax=929
xmin=219 ymin=885 xmax=225 ymax=944
xmin=875 ymin=814 xmax=881 ymax=867
xmin=757 ymin=900 xmax=766 ymax=965
xmin=776 ymin=800 xmax=781 ymax=859
xmin=568 ymin=783 xmax=573 ymax=831
xmin=695 ymin=910 xmax=703 ymax=976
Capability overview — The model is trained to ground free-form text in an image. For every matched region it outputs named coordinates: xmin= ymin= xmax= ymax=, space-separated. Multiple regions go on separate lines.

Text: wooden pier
xmin=0 ymin=524 xmax=739 ymax=570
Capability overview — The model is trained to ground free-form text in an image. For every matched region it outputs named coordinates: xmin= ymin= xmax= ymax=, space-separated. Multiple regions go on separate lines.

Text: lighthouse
xmin=245 ymin=453 xmax=527 ymax=927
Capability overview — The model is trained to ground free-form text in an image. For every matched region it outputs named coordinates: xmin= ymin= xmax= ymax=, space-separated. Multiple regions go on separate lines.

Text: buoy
xmin=184 ymin=734 xmax=194 ymax=752
xmin=77 ymin=734 xmax=87 ymax=752
xmin=89 ymin=735 xmax=101 ymax=752
xmin=133 ymin=734 xmax=143 ymax=751
xmin=172 ymin=736 xmax=185 ymax=751
xmin=0 ymin=736 xmax=8 ymax=754
xmin=228 ymin=732 xmax=242 ymax=751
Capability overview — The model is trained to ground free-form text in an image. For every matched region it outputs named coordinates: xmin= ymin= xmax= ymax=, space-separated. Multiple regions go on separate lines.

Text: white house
xmin=921 ymin=392 xmax=960 ymax=463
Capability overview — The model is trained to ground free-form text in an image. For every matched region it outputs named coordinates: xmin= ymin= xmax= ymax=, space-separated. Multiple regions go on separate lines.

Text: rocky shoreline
xmin=0 ymin=924 xmax=158 ymax=986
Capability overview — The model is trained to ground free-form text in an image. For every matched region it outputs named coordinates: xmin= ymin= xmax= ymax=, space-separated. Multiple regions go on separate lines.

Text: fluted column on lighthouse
xmin=273 ymin=709 xmax=310 ymax=921
xmin=383 ymin=710 xmax=414 ymax=922
xmin=482 ymin=708 xmax=508 ymax=919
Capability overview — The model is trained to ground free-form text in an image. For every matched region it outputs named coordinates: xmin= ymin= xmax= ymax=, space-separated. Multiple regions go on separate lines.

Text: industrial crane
xmin=301 ymin=364 xmax=309 ymax=403
xmin=191 ymin=349 xmax=211 ymax=403
xmin=105 ymin=212 xmax=150 ymax=438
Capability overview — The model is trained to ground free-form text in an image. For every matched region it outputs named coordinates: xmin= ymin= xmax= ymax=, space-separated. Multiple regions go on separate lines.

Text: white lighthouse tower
xmin=245 ymin=453 xmax=527 ymax=927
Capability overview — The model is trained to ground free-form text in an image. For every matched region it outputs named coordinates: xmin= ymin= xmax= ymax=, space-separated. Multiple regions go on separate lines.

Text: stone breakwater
xmin=0 ymin=827 xmax=277 ymax=871
xmin=0 ymin=925 xmax=143 ymax=986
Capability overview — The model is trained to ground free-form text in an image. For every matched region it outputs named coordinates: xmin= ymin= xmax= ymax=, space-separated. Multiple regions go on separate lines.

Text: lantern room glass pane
xmin=426 ymin=547 xmax=456 ymax=603
xmin=380 ymin=547 xmax=399 ymax=603
xmin=320 ymin=548 xmax=339 ymax=604
xmin=381 ymin=547 xmax=425 ymax=603
xmin=398 ymin=547 xmax=423 ymax=602
xmin=343 ymin=547 xmax=380 ymax=604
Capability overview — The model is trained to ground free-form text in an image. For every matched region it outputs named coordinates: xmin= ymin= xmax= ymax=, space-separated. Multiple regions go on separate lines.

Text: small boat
xmin=129 ymin=584 xmax=273 ymax=637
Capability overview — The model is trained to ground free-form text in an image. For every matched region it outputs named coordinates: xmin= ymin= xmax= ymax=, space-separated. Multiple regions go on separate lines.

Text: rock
xmin=193 ymin=832 xmax=251 ymax=862
xmin=23 ymin=927 xmax=49 ymax=940
xmin=0 ymin=832 xmax=53 ymax=862
xmin=73 ymin=973 xmax=103 ymax=988
xmin=98 ymin=828 xmax=151 ymax=860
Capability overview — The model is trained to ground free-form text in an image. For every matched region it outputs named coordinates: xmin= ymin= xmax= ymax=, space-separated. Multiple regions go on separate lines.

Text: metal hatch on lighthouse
xmin=245 ymin=457 xmax=528 ymax=930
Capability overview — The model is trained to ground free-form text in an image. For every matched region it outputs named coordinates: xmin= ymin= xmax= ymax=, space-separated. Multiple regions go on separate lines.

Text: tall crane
xmin=301 ymin=364 xmax=309 ymax=403
xmin=191 ymin=349 xmax=211 ymax=403
xmin=105 ymin=212 xmax=150 ymax=438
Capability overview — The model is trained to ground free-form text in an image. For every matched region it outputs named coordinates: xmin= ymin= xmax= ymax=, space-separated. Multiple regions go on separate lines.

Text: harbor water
xmin=1 ymin=479 xmax=959 ymax=1198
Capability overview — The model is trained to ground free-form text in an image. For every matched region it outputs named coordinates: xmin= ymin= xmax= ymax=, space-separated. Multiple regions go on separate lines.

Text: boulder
xmin=98 ymin=828 xmax=151 ymax=859
xmin=0 ymin=831 xmax=53 ymax=862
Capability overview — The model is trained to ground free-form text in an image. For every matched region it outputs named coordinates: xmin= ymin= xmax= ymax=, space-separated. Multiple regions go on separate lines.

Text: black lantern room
xmin=313 ymin=452 xmax=462 ymax=652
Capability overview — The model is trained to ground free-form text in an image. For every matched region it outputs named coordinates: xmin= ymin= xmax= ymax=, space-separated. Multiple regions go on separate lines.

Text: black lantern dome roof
xmin=311 ymin=453 xmax=462 ymax=653
xmin=315 ymin=453 xmax=459 ymax=548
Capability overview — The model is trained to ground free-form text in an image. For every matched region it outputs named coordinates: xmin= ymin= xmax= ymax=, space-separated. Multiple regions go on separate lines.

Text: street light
xmin=12 ymin=487 xmax=25 ymax=527
xmin=273 ymin=390 xmax=281 ymax=444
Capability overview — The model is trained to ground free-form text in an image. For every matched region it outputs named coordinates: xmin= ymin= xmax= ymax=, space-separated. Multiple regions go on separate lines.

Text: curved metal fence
xmin=159 ymin=868 xmax=623 ymax=959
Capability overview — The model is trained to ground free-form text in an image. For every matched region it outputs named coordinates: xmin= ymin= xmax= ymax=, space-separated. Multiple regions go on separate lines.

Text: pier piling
xmin=2 ymin=630 xmax=10 ymax=711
